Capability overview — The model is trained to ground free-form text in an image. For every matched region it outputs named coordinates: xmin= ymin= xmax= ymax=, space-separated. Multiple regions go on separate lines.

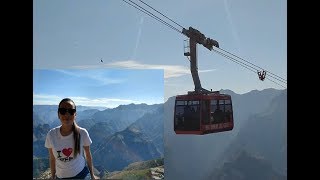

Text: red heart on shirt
xmin=62 ymin=148 xmax=73 ymax=157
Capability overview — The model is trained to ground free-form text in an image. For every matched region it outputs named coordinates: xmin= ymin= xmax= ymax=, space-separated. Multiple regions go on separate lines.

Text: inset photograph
xmin=33 ymin=68 xmax=164 ymax=179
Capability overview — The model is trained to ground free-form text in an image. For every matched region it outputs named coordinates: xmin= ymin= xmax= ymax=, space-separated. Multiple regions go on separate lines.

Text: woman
xmin=45 ymin=98 xmax=99 ymax=179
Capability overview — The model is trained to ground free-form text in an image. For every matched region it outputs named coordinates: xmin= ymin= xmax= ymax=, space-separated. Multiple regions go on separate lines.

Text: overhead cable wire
xmin=212 ymin=48 xmax=286 ymax=88
xmin=218 ymin=47 xmax=287 ymax=83
xmin=264 ymin=77 xmax=286 ymax=88
xmin=122 ymin=0 xmax=287 ymax=88
xmin=213 ymin=48 xmax=287 ymax=85
xmin=122 ymin=0 xmax=183 ymax=34
xmin=137 ymin=0 xmax=184 ymax=29
xmin=211 ymin=48 xmax=257 ymax=73
xmin=213 ymin=48 xmax=258 ymax=72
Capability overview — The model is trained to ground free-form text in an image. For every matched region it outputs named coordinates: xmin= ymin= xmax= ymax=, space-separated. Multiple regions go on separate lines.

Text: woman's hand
xmin=91 ymin=174 xmax=100 ymax=179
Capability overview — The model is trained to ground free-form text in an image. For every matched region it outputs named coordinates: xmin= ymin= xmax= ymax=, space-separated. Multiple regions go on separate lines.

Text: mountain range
xmin=33 ymin=103 xmax=164 ymax=177
xmin=164 ymin=88 xmax=287 ymax=180
xmin=33 ymin=88 xmax=287 ymax=179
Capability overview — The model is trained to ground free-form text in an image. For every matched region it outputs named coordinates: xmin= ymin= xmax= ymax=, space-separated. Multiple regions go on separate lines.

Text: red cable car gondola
xmin=174 ymin=27 xmax=234 ymax=135
xmin=174 ymin=91 xmax=234 ymax=135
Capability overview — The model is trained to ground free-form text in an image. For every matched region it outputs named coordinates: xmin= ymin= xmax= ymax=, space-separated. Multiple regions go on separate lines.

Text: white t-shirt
xmin=45 ymin=125 xmax=92 ymax=178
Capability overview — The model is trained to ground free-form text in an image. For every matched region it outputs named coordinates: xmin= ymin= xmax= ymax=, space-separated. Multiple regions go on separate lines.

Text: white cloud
xmin=73 ymin=60 xmax=216 ymax=79
xmin=33 ymin=93 xmax=143 ymax=108
xmin=33 ymin=94 xmax=62 ymax=105
xmin=54 ymin=69 xmax=125 ymax=85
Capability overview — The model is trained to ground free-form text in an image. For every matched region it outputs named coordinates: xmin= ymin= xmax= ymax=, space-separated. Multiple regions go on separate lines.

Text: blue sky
xmin=33 ymin=69 xmax=164 ymax=108
xmin=33 ymin=0 xmax=287 ymax=102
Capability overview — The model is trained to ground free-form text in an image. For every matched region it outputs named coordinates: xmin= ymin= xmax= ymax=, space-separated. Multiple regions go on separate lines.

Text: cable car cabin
xmin=174 ymin=92 xmax=234 ymax=135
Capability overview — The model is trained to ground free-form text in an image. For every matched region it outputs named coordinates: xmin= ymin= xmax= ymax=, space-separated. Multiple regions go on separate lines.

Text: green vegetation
xmin=124 ymin=158 xmax=164 ymax=171
xmin=104 ymin=158 xmax=164 ymax=179
xmin=106 ymin=169 xmax=152 ymax=180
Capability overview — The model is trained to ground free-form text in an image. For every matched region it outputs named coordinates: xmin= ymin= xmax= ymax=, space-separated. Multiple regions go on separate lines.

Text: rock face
xmin=208 ymin=150 xmax=286 ymax=180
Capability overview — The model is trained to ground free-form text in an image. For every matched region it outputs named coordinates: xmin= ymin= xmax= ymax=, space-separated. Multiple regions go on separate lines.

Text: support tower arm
xmin=182 ymin=27 xmax=219 ymax=94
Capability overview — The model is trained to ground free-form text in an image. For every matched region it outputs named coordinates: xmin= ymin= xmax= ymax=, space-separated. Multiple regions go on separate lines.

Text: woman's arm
xmin=48 ymin=148 xmax=56 ymax=179
xmin=84 ymin=146 xmax=99 ymax=179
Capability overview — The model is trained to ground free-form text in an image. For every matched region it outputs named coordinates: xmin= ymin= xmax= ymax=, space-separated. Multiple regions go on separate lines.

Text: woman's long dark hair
xmin=58 ymin=98 xmax=81 ymax=158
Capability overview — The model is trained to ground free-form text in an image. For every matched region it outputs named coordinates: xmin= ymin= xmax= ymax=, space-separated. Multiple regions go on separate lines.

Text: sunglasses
xmin=58 ymin=108 xmax=76 ymax=115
